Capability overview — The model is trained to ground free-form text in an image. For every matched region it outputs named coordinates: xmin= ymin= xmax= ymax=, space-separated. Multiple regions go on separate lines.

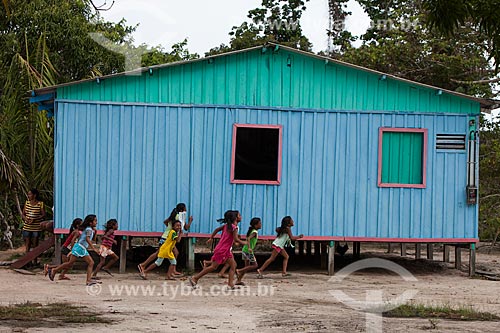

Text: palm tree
xmin=0 ymin=32 xmax=57 ymax=245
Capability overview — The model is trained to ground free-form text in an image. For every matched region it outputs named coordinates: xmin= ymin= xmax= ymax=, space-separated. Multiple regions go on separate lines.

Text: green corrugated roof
xmin=32 ymin=43 xmax=497 ymax=114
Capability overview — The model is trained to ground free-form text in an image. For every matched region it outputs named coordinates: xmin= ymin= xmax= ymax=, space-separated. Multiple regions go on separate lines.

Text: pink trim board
xmin=377 ymin=127 xmax=428 ymax=188
xmin=230 ymin=123 xmax=283 ymax=185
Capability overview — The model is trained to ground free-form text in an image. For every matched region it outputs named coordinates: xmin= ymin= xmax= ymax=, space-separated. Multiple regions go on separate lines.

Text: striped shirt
xmin=23 ymin=200 xmax=44 ymax=232
xmin=101 ymin=230 xmax=115 ymax=248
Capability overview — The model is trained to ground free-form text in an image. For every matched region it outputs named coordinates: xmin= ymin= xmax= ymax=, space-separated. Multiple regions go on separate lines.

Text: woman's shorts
xmin=99 ymin=245 xmax=115 ymax=258
xmin=272 ymin=245 xmax=283 ymax=253
xmin=154 ymin=257 xmax=176 ymax=266
xmin=22 ymin=230 xmax=39 ymax=239
xmin=61 ymin=247 xmax=71 ymax=256
xmin=241 ymin=251 xmax=257 ymax=264
xmin=71 ymin=243 xmax=89 ymax=257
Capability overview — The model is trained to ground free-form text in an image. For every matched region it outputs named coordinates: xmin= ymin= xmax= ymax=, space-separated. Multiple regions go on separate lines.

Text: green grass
xmin=0 ymin=302 xmax=114 ymax=326
xmin=384 ymin=303 xmax=500 ymax=321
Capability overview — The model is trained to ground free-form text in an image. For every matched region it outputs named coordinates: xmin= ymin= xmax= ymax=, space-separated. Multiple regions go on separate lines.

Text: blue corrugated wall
xmin=54 ymin=100 xmax=478 ymax=239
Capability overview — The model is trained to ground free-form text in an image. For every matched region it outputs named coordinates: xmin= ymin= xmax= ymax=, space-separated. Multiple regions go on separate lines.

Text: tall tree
xmin=327 ymin=0 xmax=357 ymax=56
xmin=479 ymin=115 xmax=500 ymax=246
xmin=423 ymin=0 xmax=500 ymax=73
xmin=339 ymin=0 xmax=495 ymax=97
xmin=207 ymin=0 xmax=312 ymax=56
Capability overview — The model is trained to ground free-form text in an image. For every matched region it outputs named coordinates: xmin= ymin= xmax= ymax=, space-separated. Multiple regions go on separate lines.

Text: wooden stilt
xmin=187 ymin=237 xmax=195 ymax=270
xmin=306 ymin=241 xmax=312 ymax=256
xmin=328 ymin=241 xmax=335 ymax=276
xmin=387 ymin=243 xmax=394 ymax=253
xmin=443 ymin=244 xmax=450 ymax=262
xmin=54 ymin=235 xmax=62 ymax=265
xmin=314 ymin=241 xmax=321 ymax=256
xmin=320 ymin=242 xmax=327 ymax=270
xmin=415 ymin=243 xmax=421 ymax=259
xmin=298 ymin=240 xmax=305 ymax=256
xmin=119 ymin=236 xmax=127 ymax=274
xmin=321 ymin=242 xmax=327 ymax=256
xmin=469 ymin=243 xmax=476 ymax=276
xmin=427 ymin=244 xmax=434 ymax=260
xmin=353 ymin=242 xmax=360 ymax=258
xmin=455 ymin=246 xmax=462 ymax=270
xmin=401 ymin=243 xmax=407 ymax=256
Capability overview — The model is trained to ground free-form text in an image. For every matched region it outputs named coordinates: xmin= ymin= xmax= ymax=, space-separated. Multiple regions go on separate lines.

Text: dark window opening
xmin=232 ymin=126 xmax=281 ymax=183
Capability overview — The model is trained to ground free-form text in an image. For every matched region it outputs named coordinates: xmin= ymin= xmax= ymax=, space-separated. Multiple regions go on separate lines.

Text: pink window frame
xmin=230 ymin=123 xmax=283 ymax=185
xmin=377 ymin=127 xmax=428 ymax=189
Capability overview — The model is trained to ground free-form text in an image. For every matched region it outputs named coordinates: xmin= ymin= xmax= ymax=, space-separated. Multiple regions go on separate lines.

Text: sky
xmin=99 ymin=0 xmax=371 ymax=55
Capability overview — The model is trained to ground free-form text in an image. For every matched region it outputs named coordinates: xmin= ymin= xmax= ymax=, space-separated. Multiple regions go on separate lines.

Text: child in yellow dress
xmin=141 ymin=220 xmax=183 ymax=280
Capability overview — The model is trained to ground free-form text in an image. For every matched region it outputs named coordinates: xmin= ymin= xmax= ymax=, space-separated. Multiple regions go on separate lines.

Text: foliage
xmin=141 ymin=39 xmax=199 ymax=67
xmin=384 ymin=302 xmax=500 ymax=321
xmin=326 ymin=0 xmax=357 ymax=55
xmin=339 ymin=0 xmax=495 ymax=97
xmin=479 ymin=114 xmax=500 ymax=243
xmin=206 ymin=0 xmax=312 ymax=56
xmin=423 ymin=0 xmax=500 ymax=71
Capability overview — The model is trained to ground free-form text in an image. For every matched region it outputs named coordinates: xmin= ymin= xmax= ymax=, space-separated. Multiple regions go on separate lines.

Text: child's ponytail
xmin=276 ymin=216 xmax=292 ymax=237
xmin=167 ymin=203 xmax=186 ymax=224
xmin=246 ymin=217 xmax=261 ymax=238
xmin=69 ymin=218 xmax=83 ymax=233
xmin=218 ymin=210 xmax=238 ymax=232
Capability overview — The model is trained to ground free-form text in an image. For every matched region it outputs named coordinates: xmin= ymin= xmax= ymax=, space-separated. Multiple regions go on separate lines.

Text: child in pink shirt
xmin=189 ymin=210 xmax=245 ymax=289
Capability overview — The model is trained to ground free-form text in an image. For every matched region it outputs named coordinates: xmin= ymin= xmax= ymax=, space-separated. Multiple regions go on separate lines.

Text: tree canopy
xmin=423 ymin=0 xmax=500 ymax=72
xmin=206 ymin=0 xmax=312 ymax=56
xmin=337 ymin=0 xmax=496 ymax=98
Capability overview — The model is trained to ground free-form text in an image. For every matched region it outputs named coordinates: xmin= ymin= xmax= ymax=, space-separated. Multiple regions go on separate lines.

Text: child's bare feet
xmin=188 ymin=277 xmax=198 ymax=288
xmin=218 ymin=273 xmax=228 ymax=278
xmin=256 ymin=269 xmax=263 ymax=279
xmin=236 ymin=269 xmax=243 ymax=281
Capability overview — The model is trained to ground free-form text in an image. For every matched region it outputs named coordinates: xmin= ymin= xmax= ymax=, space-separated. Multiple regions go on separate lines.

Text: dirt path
xmin=1 ymin=249 xmax=499 ymax=332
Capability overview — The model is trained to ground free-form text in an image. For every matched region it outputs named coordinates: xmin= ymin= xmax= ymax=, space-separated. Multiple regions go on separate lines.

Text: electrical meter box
xmin=466 ymin=186 xmax=478 ymax=205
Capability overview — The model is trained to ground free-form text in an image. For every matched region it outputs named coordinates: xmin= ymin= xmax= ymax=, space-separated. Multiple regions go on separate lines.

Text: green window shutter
xmin=381 ymin=131 xmax=424 ymax=184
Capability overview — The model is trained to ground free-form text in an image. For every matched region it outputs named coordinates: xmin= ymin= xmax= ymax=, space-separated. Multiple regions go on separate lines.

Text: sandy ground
xmin=0 ymin=246 xmax=500 ymax=333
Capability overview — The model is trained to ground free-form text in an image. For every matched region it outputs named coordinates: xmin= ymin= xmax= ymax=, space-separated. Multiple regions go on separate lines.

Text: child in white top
xmin=257 ymin=216 xmax=303 ymax=278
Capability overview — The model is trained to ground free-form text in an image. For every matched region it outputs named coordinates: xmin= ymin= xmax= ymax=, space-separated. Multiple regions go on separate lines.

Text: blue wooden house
xmin=32 ymin=43 xmax=498 ymax=273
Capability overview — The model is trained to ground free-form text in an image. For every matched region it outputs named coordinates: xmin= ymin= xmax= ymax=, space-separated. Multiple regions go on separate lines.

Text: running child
xmin=257 ymin=216 xmax=303 ymax=278
xmin=140 ymin=220 xmax=183 ymax=280
xmin=44 ymin=218 xmax=82 ymax=280
xmin=93 ymin=219 xmax=119 ymax=278
xmin=48 ymin=214 xmax=100 ymax=286
xmin=235 ymin=217 xmax=262 ymax=285
xmin=200 ymin=214 xmax=242 ymax=277
xmin=189 ymin=210 xmax=246 ymax=289
xmin=138 ymin=203 xmax=192 ymax=275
